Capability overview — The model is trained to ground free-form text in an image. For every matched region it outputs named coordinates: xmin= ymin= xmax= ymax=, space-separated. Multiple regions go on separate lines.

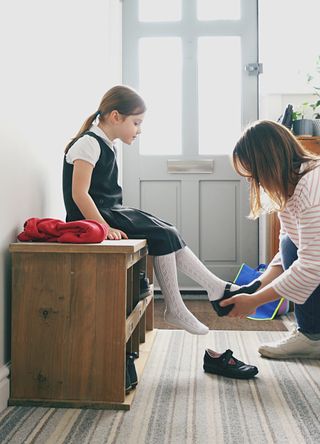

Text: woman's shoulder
xmin=66 ymin=134 xmax=101 ymax=166
xmin=300 ymin=160 xmax=320 ymax=183
xmin=296 ymin=160 xmax=320 ymax=206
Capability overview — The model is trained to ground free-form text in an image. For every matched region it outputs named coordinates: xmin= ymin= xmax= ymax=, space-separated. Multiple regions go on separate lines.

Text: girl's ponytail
xmin=64 ymin=111 xmax=100 ymax=153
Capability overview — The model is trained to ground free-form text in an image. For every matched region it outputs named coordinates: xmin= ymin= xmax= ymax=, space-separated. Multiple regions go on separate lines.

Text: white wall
xmin=0 ymin=0 xmax=122 ymax=403
xmin=258 ymin=0 xmax=320 ymax=263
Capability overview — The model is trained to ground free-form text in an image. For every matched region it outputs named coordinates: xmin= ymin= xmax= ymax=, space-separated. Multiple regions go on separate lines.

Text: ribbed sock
xmin=153 ymin=253 xmax=209 ymax=335
xmin=175 ymin=246 xmax=239 ymax=301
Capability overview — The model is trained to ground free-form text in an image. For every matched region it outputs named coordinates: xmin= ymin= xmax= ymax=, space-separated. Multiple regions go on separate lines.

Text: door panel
xmin=199 ymin=181 xmax=238 ymax=262
xmin=140 ymin=181 xmax=181 ymax=228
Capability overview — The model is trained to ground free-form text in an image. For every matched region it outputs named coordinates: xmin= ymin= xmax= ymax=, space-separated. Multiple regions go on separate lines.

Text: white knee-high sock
xmin=153 ymin=253 xmax=209 ymax=335
xmin=175 ymin=247 xmax=239 ymax=301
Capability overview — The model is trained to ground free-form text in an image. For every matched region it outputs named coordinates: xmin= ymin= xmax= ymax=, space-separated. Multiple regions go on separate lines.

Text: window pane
xmin=259 ymin=0 xmax=320 ymax=94
xmin=139 ymin=38 xmax=182 ymax=155
xmin=197 ymin=0 xmax=240 ymax=20
xmin=198 ymin=37 xmax=241 ymax=154
xmin=139 ymin=0 xmax=181 ymax=22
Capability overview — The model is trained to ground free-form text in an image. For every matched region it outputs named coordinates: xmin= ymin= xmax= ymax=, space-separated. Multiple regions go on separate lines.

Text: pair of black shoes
xmin=126 ymin=352 xmax=138 ymax=394
xmin=203 ymin=348 xmax=258 ymax=379
xmin=211 ymin=280 xmax=261 ymax=317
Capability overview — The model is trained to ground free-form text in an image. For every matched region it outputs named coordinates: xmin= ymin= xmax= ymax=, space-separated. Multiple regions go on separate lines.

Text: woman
xmin=220 ymin=120 xmax=320 ymax=359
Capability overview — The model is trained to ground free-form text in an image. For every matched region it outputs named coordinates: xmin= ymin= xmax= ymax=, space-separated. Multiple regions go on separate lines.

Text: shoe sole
xmin=203 ymin=367 xmax=258 ymax=380
xmin=259 ymin=350 xmax=320 ymax=359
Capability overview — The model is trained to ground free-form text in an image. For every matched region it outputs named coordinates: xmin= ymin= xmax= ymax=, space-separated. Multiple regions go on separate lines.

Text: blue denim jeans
xmin=280 ymin=235 xmax=320 ymax=334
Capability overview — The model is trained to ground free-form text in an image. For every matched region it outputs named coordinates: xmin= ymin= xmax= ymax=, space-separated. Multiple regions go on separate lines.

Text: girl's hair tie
xmin=95 ymin=110 xmax=101 ymax=118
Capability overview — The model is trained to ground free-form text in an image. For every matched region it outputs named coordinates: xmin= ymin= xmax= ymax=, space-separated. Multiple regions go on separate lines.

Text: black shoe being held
xmin=211 ymin=280 xmax=261 ymax=317
xmin=203 ymin=349 xmax=258 ymax=380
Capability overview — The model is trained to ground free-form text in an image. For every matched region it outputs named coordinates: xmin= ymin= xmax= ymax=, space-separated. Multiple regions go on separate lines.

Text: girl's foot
xmin=164 ymin=307 xmax=209 ymax=335
xmin=211 ymin=280 xmax=261 ymax=317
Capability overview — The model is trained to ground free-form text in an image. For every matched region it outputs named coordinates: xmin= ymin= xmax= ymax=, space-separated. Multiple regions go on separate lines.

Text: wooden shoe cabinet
xmin=9 ymin=239 xmax=154 ymax=410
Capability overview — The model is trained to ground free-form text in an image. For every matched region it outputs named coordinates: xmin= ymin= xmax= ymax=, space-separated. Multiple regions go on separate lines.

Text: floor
xmin=154 ymin=299 xmax=289 ymax=331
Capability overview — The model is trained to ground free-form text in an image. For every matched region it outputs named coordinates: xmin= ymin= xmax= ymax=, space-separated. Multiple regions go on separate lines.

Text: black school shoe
xmin=126 ymin=353 xmax=138 ymax=389
xmin=203 ymin=349 xmax=258 ymax=380
xmin=211 ymin=280 xmax=261 ymax=317
xmin=126 ymin=367 xmax=132 ymax=394
xmin=139 ymin=272 xmax=151 ymax=299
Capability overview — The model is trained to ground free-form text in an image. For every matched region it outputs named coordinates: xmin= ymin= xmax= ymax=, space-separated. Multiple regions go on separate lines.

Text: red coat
xmin=17 ymin=218 xmax=108 ymax=243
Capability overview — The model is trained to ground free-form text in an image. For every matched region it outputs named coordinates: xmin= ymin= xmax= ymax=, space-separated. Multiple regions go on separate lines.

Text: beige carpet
xmin=1 ymin=329 xmax=319 ymax=443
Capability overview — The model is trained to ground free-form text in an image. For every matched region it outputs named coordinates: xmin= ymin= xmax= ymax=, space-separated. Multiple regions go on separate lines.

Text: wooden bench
xmin=9 ymin=240 xmax=155 ymax=410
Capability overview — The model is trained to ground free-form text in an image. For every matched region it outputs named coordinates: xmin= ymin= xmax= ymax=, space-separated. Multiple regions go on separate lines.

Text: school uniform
xmin=63 ymin=126 xmax=186 ymax=256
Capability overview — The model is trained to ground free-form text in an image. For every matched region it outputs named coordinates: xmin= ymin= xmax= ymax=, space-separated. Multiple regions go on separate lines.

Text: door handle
xmin=167 ymin=159 xmax=214 ymax=173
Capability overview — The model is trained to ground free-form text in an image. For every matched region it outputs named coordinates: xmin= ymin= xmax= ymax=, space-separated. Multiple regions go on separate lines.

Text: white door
xmin=122 ymin=0 xmax=259 ymax=289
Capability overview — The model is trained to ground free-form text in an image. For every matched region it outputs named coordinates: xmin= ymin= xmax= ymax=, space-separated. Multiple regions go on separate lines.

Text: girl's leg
xmin=153 ymin=253 xmax=209 ymax=335
xmin=175 ymin=246 xmax=241 ymax=301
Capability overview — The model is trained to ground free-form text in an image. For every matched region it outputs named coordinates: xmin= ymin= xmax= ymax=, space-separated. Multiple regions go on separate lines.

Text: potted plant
xmin=307 ymin=55 xmax=320 ymax=136
xmin=310 ymin=101 xmax=320 ymax=135
xmin=292 ymin=102 xmax=313 ymax=136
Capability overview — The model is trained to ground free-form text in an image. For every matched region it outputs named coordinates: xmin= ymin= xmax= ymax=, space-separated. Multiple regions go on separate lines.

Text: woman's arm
xmin=220 ymin=285 xmax=281 ymax=318
xmin=257 ymin=264 xmax=283 ymax=289
xmin=219 ymin=262 xmax=284 ymax=318
xmin=72 ymin=159 xmax=128 ymax=240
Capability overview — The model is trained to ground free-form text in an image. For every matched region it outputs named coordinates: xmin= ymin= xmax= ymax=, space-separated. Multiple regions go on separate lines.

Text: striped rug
xmin=1 ymin=330 xmax=319 ymax=444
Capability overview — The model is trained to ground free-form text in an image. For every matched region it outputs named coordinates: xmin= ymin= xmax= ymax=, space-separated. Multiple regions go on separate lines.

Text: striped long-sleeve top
xmin=270 ymin=160 xmax=320 ymax=304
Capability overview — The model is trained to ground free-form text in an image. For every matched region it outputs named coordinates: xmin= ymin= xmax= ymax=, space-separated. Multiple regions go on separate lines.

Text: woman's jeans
xmin=280 ymin=235 xmax=320 ymax=334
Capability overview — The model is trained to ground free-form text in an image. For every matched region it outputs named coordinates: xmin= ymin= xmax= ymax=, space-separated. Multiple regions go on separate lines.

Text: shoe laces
xmin=277 ymin=328 xmax=300 ymax=345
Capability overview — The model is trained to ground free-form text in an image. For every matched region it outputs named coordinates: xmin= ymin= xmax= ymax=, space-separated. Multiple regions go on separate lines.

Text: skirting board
xmin=0 ymin=363 xmax=10 ymax=413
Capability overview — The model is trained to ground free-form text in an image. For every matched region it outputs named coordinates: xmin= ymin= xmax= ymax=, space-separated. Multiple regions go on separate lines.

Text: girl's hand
xmin=219 ymin=293 xmax=258 ymax=318
xmin=107 ymin=227 xmax=128 ymax=240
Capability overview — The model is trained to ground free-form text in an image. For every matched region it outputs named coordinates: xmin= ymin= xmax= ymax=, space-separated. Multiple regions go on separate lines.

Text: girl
xmin=220 ymin=120 xmax=320 ymax=359
xmin=63 ymin=85 xmax=259 ymax=335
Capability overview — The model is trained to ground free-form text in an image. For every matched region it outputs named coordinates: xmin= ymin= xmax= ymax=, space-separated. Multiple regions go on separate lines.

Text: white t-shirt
xmin=66 ymin=125 xmax=114 ymax=166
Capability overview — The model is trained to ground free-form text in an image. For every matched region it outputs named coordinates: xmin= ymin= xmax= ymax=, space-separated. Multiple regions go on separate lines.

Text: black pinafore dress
xmin=63 ymin=132 xmax=186 ymax=256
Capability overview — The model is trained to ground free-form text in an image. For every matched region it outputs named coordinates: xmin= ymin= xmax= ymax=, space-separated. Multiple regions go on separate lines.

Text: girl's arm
xmin=72 ymin=159 xmax=128 ymax=240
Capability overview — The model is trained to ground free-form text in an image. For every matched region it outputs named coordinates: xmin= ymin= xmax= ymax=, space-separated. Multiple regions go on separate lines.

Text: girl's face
xmin=117 ymin=113 xmax=145 ymax=145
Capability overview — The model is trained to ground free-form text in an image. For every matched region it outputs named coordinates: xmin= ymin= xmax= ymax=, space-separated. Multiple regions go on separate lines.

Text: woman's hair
xmin=65 ymin=85 xmax=146 ymax=153
xmin=233 ymin=120 xmax=319 ymax=218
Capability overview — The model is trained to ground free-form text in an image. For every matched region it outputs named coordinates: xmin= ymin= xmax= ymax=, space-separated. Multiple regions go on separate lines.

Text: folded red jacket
xmin=17 ymin=218 xmax=109 ymax=243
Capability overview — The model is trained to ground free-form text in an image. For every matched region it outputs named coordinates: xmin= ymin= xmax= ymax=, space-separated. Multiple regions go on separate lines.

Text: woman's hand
xmin=219 ymin=293 xmax=258 ymax=318
xmin=220 ymin=285 xmax=281 ymax=318
xmin=107 ymin=227 xmax=128 ymax=240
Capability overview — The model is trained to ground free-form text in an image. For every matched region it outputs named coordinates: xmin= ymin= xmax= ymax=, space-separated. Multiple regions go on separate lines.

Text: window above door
xmin=123 ymin=0 xmax=258 ymax=156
